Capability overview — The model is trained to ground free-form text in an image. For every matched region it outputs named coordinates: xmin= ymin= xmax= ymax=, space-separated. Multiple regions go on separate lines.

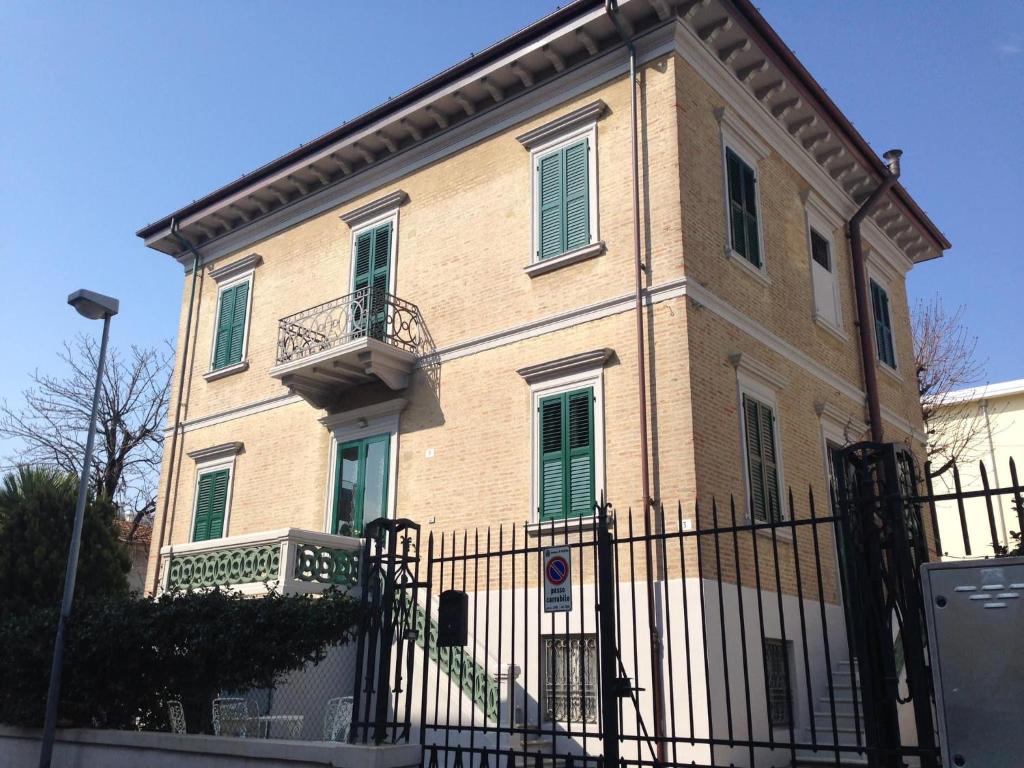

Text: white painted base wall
xmin=0 ymin=726 xmax=420 ymax=768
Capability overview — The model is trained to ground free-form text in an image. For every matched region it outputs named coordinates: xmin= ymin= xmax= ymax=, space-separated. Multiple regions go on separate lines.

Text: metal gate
xmin=346 ymin=441 xmax=1024 ymax=767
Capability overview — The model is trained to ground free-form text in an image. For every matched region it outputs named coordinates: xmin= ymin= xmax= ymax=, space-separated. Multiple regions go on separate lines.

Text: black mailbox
xmin=437 ymin=589 xmax=468 ymax=647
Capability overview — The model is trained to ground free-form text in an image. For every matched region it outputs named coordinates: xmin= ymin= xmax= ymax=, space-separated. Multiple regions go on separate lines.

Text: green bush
xmin=0 ymin=466 xmax=129 ymax=616
xmin=0 ymin=587 xmax=359 ymax=732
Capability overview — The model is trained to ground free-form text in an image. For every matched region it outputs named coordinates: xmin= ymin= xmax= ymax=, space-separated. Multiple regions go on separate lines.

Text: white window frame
xmin=803 ymin=194 xmax=845 ymax=337
xmin=866 ymin=260 xmax=901 ymax=379
xmin=521 ymin=352 xmax=608 ymax=527
xmin=205 ymin=254 xmax=261 ymax=381
xmin=716 ymin=107 xmax=770 ymax=282
xmin=730 ymin=353 xmax=787 ymax=523
xmin=518 ymin=101 xmax=606 ymax=275
xmin=186 ymin=442 xmax=243 ymax=542
xmin=320 ymin=399 xmax=405 ymax=536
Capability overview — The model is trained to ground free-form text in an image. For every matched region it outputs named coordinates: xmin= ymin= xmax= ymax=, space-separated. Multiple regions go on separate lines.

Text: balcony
xmin=157 ymin=528 xmax=362 ymax=596
xmin=270 ymin=288 xmax=425 ymax=408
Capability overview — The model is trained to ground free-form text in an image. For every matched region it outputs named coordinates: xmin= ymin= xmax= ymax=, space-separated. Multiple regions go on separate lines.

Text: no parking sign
xmin=543 ymin=546 xmax=572 ymax=613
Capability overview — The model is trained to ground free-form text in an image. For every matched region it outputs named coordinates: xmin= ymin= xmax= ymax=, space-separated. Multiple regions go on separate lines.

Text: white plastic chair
xmin=323 ymin=696 xmax=353 ymax=741
xmin=167 ymin=700 xmax=187 ymax=735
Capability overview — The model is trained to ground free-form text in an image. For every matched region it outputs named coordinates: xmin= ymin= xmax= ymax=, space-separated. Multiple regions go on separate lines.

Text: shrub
xmin=0 ymin=587 xmax=359 ymax=732
xmin=0 ymin=466 xmax=129 ymax=617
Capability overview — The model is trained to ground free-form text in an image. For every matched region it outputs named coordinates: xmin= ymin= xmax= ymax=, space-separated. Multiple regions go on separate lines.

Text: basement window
xmin=542 ymin=634 xmax=598 ymax=724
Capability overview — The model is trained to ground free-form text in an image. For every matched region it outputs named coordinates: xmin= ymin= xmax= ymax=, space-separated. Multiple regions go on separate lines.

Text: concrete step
xmin=792 ymin=751 xmax=868 ymax=767
xmin=813 ymin=712 xmax=862 ymax=731
xmin=816 ymin=696 xmax=859 ymax=715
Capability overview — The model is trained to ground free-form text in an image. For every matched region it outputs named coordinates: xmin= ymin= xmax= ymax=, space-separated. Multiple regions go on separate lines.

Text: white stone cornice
xmin=800 ymin=188 xmax=844 ymax=232
xmin=318 ymin=398 xmax=407 ymax=431
xmin=515 ymin=99 xmax=608 ymax=149
xmin=339 ymin=190 xmax=409 ymax=229
xmin=714 ymin=105 xmax=770 ymax=160
xmin=187 ymin=441 xmax=244 ymax=464
xmin=727 ymin=352 xmax=788 ymax=391
xmin=208 ymin=253 xmax=262 ymax=283
xmin=517 ymin=348 xmax=613 ymax=383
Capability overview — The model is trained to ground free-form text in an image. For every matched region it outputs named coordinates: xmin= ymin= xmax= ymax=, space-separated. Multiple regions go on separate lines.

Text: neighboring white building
xmin=932 ymin=378 xmax=1024 ymax=559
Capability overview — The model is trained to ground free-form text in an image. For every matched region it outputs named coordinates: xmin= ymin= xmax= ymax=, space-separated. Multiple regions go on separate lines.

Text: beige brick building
xmin=136 ymin=2 xmax=947 ymax=761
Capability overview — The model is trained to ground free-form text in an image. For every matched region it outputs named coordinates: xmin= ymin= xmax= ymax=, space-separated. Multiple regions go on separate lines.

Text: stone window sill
xmin=878 ymin=360 xmax=903 ymax=383
xmin=524 ymin=241 xmax=605 ymax=278
xmin=814 ymin=315 xmax=849 ymax=343
xmin=726 ymin=248 xmax=771 ymax=286
xmin=203 ymin=361 xmax=249 ymax=382
xmin=525 ymin=514 xmax=602 ymax=538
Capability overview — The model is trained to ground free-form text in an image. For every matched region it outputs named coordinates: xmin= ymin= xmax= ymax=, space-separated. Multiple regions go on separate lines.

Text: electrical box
xmin=922 ymin=556 xmax=1024 ymax=768
xmin=437 ymin=589 xmax=468 ymax=647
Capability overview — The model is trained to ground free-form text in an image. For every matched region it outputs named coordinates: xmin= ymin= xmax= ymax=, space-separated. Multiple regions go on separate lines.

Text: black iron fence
xmin=353 ymin=444 xmax=1023 ymax=768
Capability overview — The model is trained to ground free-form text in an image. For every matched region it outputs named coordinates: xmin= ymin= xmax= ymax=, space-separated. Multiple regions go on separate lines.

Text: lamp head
xmin=67 ymin=289 xmax=119 ymax=320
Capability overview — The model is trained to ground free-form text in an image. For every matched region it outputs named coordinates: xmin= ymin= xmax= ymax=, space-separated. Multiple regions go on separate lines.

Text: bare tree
xmin=912 ymin=297 xmax=988 ymax=477
xmin=0 ymin=335 xmax=172 ymax=535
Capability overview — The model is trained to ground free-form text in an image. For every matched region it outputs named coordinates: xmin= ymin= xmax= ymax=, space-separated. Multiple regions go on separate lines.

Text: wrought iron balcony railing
xmin=276 ymin=288 xmax=425 ymax=366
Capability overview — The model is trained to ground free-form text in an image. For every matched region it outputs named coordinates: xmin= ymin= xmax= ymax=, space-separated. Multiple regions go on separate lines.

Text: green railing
xmin=160 ymin=529 xmax=363 ymax=594
xmin=292 ymin=544 xmax=360 ymax=587
xmin=408 ymin=600 xmax=500 ymax=722
xmin=167 ymin=543 xmax=280 ymax=590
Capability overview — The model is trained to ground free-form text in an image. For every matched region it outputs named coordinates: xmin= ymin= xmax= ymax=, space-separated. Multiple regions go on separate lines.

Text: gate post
xmin=596 ymin=500 xmax=621 ymax=768
xmin=878 ymin=446 xmax=938 ymax=768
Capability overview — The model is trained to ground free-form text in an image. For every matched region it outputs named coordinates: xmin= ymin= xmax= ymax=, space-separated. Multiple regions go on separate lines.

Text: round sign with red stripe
xmin=545 ymin=555 xmax=569 ymax=586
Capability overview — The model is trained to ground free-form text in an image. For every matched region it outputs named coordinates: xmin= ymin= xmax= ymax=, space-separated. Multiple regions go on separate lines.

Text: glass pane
xmin=361 ymin=438 xmax=389 ymax=532
xmin=335 ymin=445 xmax=360 ymax=536
xmin=810 ymin=230 xmax=831 ymax=270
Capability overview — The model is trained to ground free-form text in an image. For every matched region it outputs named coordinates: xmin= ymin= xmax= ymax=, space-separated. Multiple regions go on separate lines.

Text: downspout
xmin=150 ymin=220 xmax=202 ymax=594
xmin=848 ymin=149 xmax=902 ymax=443
xmin=604 ymin=2 xmax=666 ymax=763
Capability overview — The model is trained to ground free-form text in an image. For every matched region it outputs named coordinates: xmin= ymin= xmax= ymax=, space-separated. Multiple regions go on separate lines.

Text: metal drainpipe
xmin=150 ymin=220 xmax=203 ymax=594
xmin=604 ymin=2 xmax=666 ymax=763
xmin=848 ymin=149 xmax=902 ymax=443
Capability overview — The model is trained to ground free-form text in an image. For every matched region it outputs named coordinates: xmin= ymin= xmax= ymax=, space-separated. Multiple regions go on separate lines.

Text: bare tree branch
xmin=912 ymin=296 xmax=989 ymax=476
xmin=0 ymin=334 xmax=172 ymax=524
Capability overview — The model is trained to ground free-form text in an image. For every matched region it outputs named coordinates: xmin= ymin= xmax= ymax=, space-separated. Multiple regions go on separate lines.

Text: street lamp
xmin=38 ymin=290 xmax=119 ymax=768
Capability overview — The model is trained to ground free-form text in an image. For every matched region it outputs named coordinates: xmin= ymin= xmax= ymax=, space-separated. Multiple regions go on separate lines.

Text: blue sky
xmin=1 ymin=0 xmax=1021 ymax=423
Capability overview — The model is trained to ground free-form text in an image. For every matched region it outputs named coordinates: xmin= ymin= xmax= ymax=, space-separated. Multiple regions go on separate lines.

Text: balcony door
xmin=332 ymin=433 xmax=390 ymax=537
xmin=352 ymin=221 xmax=393 ymax=341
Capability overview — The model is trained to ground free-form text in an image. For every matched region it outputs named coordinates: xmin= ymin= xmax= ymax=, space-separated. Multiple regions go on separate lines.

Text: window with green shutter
xmin=192 ymin=468 xmax=230 ymax=542
xmin=212 ymin=281 xmax=250 ymax=370
xmin=742 ymin=394 xmax=782 ymax=523
xmin=870 ymin=279 xmax=896 ymax=368
xmin=537 ymin=139 xmax=591 ymax=260
xmin=726 ymin=148 xmax=761 ymax=268
xmin=539 ymin=388 xmax=595 ymax=520
xmin=352 ymin=221 xmax=392 ymax=340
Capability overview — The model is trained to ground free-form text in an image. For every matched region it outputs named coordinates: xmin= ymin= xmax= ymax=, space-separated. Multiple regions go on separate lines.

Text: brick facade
xmin=144 ymin=50 xmax=928 ymax=595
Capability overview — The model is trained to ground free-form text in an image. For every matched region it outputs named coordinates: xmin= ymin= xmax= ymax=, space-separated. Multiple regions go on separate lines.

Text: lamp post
xmin=38 ymin=290 xmax=119 ymax=768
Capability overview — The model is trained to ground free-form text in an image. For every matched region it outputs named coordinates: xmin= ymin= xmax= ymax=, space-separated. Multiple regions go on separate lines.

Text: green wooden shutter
xmin=212 ymin=283 xmax=248 ymax=370
xmin=538 ymin=151 xmax=564 ymax=260
xmin=226 ymin=281 xmax=248 ymax=365
xmin=744 ymin=395 xmax=781 ymax=523
xmin=566 ymin=389 xmax=595 ymax=518
xmin=759 ymin=403 xmax=781 ymax=522
xmin=537 ymin=139 xmax=591 ymax=260
xmin=563 ymin=140 xmax=590 ymax=252
xmin=352 ymin=223 xmax=391 ymax=339
xmin=192 ymin=469 xmax=229 ymax=542
xmin=870 ymin=280 xmax=896 ymax=367
xmin=539 ymin=395 xmax=565 ymax=520
xmin=743 ymin=395 xmax=767 ymax=522
xmin=726 ymin=148 xmax=761 ymax=268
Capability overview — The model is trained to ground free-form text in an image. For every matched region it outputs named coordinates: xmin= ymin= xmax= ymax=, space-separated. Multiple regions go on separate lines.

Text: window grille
xmin=542 ymin=634 xmax=598 ymax=723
